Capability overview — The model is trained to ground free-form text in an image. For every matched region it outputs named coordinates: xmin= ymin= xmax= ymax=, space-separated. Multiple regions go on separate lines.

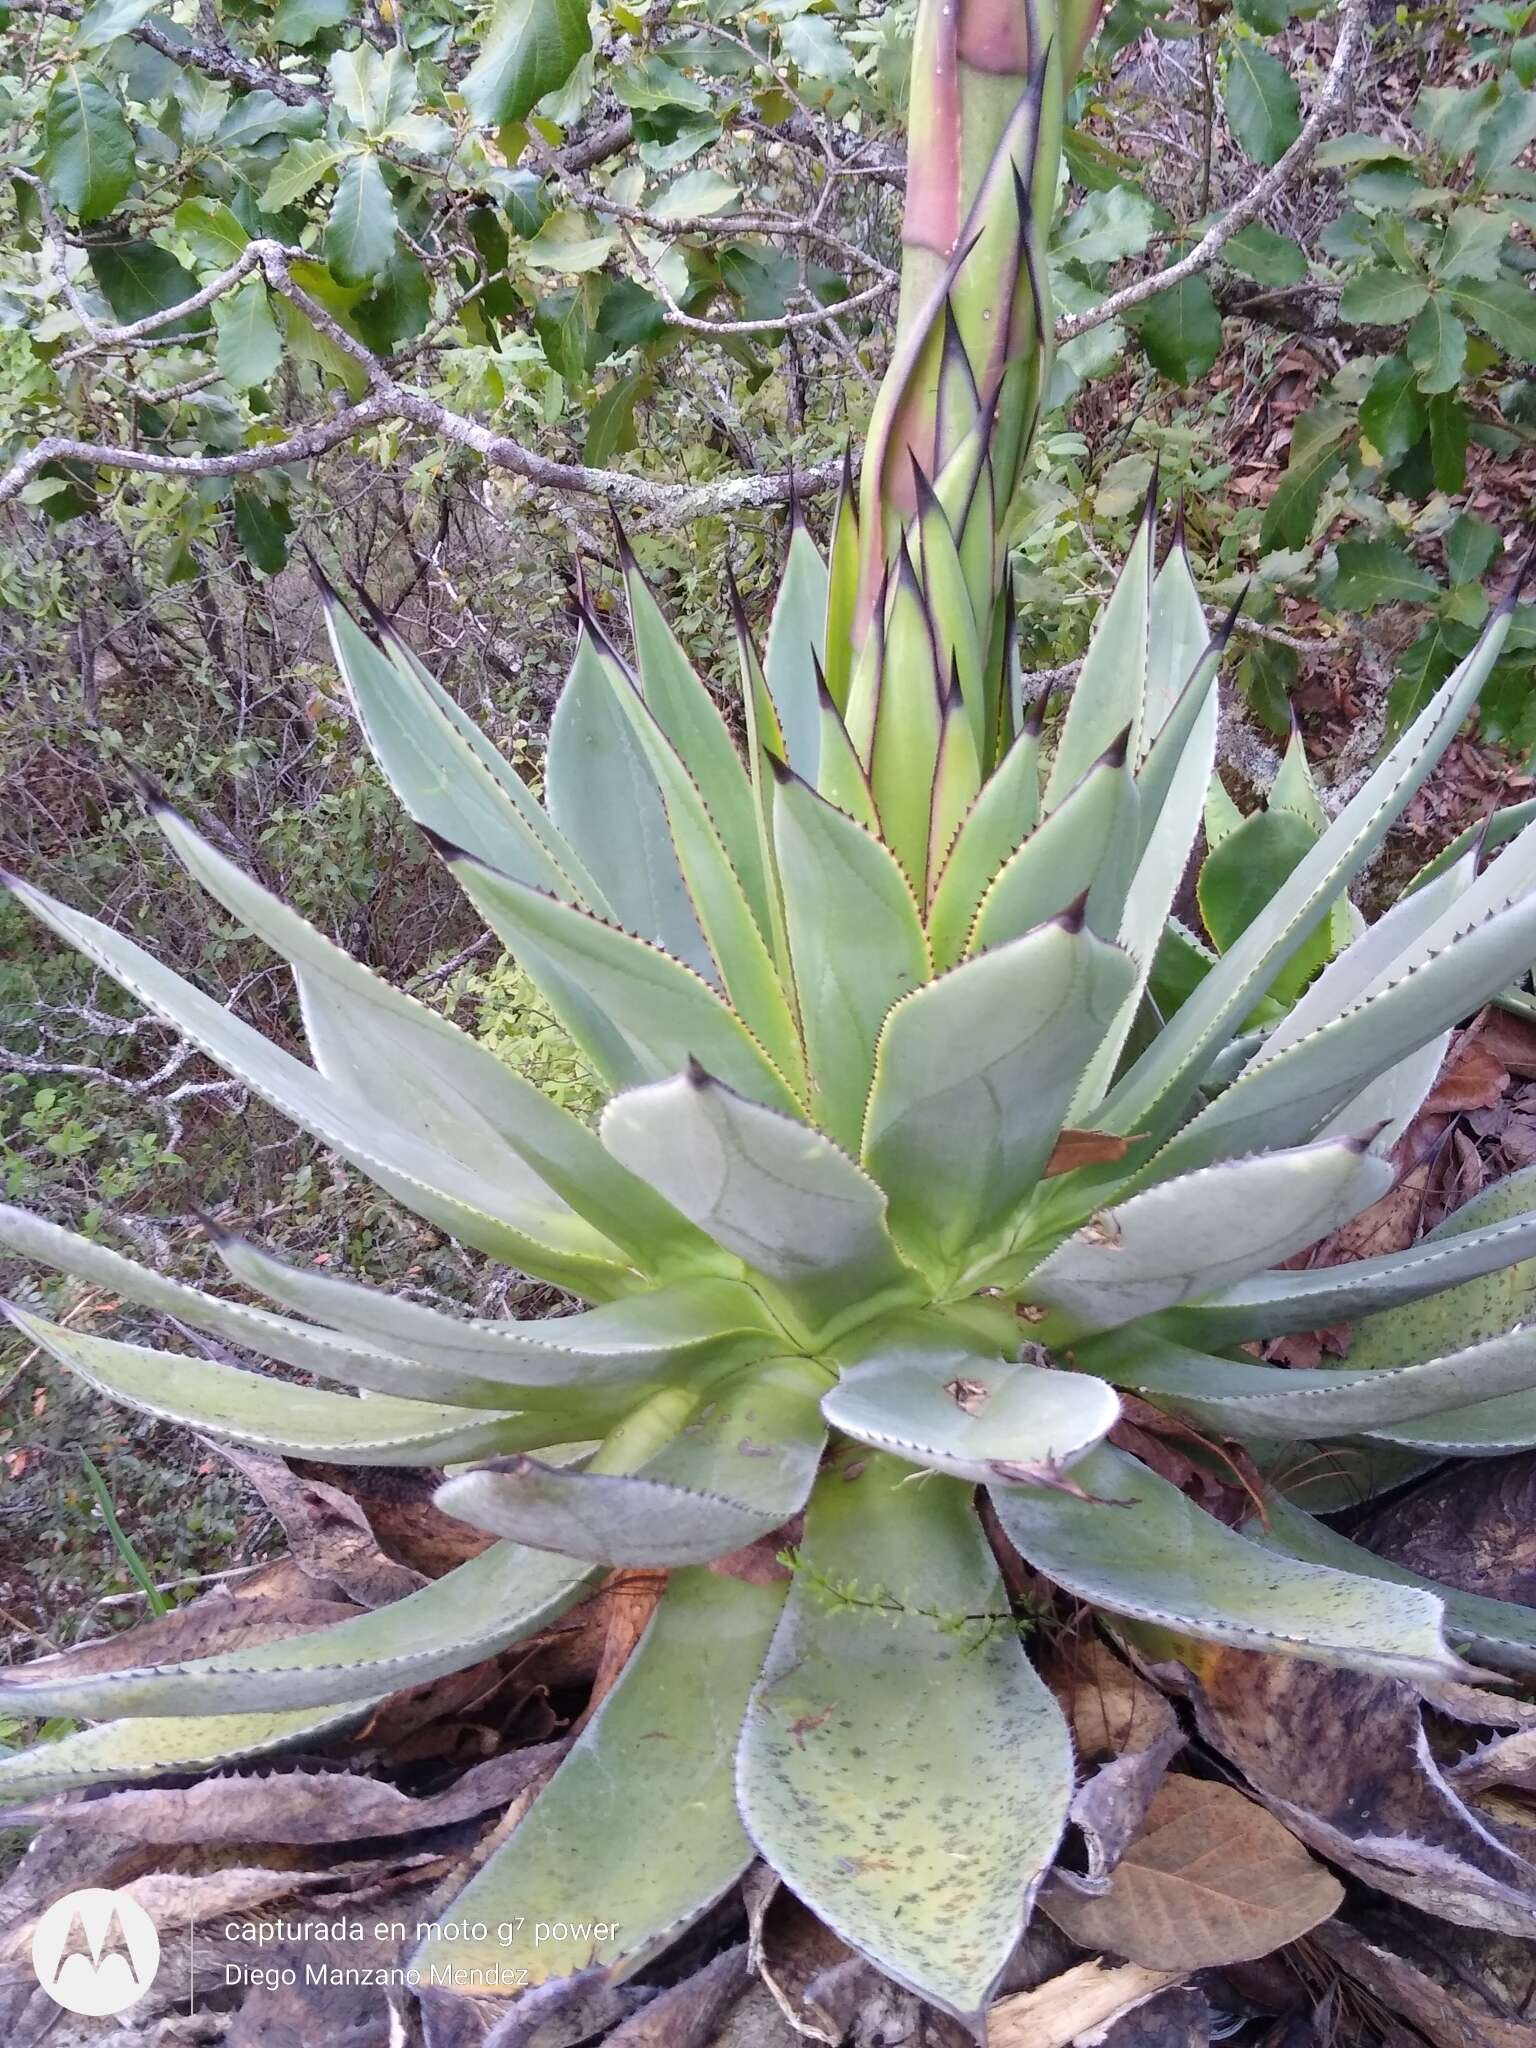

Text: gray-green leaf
xmin=326 ymin=151 xmax=397 ymax=286
xmin=1406 ymin=297 xmax=1468 ymax=395
xmin=214 ymin=280 xmax=282 ymax=389
xmin=463 ymin=0 xmax=592 ymax=128
xmin=1338 ymin=267 xmax=1431 ymax=326
xmin=1132 ymin=275 xmax=1222 ymax=385
xmin=1224 ymin=40 xmax=1301 ymax=166
xmin=44 ymin=68 xmax=134 ymax=221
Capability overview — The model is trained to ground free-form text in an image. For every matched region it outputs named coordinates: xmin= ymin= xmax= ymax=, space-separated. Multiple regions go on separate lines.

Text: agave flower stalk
xmin=5 ymin=0 xmax=1536 ymax=2028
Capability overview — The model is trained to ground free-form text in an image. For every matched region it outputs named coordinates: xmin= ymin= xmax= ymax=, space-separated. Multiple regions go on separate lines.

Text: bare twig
xmin=0 ymin=237 xmax=847 ymax=517
xmin=1057 ymin=0 xmax=1370 ymax=343
xmin=8 ymin=0 xmax=316 ymax=103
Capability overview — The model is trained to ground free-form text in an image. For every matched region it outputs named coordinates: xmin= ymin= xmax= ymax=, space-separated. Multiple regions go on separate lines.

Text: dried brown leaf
xmin=988 ymin=1960 xmax=1187 ymax=2048
xmin=605 ymin=1947 xmax=751 ymax=2046
xmin=1040 ymin=1775 xmax=1342 ymax=1968
xmin=5 ymin=1744 xmax=565 ymax=1845
xmin=1046 ymin=1640 xmax=1184 ymax=1888
xmin=1043 ymin=1129 xmax=1134 ymax=1178
xmin=1312 ymin=1918 xmax=1536 ymax=2048
xmin=217 ymin=1445 xmax=426 ymax=1608
xmin=0 ymin=1563 xmax=357 ymax=1704
xmin=1359 ymin=1453 xmax=1536 ymax=1606
xmin=567 ymin=1569 xmax=666 ymax=1735
xmin=1425 ymin=1041 xmax=1512 ymax=1116
xmin=1473 ymin=1008 xmax=1536 ymax=1082
xmin=1181 ymin=1644 xmax=1536 ymax=1936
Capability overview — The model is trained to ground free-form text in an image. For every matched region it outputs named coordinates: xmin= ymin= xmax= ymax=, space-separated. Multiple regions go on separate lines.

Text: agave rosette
xmin=6 ymin=0 xmax=1536 ymax=2023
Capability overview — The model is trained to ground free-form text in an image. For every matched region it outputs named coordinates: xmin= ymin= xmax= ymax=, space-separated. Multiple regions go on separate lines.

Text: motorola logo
xmin=31 ymin=1887 xmax=161 ymax=2017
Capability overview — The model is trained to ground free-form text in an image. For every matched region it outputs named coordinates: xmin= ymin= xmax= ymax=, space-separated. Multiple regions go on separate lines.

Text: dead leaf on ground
xmin=1107 ymin=1397 xmax=1263 ymax=1528
xmin=1424 ymin=1028 xmax=1512 ymax=1116
xmin=604 ymin=1946 xmax=751 ymax=2047
xmin=480 ymin=1966 xmax=651 ymax=2045
xmin=706 ymin=1517 xmax=801 ymax=1587
xmin=1311 ymin=1917 xmax=1536 ymax=2048
xmin=1040 ymin=1774 xmax=1342 ymax=1968
xmin=0 ymin=1865 xmax=340 ymax=1965
xmin=1359 ymin=1452 xmax=1536 ymax=1606
xmin=291 ymin=1459 xmax=495 ymax=1577
xmin=1450 ymin=1726 xmax=1536 ymax=1798
xmin=1096 ymin=1984 xmax=1213 ymax=2048
xmin=1046 ymin=1638 xmax=1184 ymax=1890
xmin=216 ymin=1444 xmax=427 ymax=1608
xmin=567 ymin=1568 xmax=666 ymax=1735
xmin=988 ymin=1960 xmax=1187 ymax=2048
xmin=1472 ymin=1007 xmax=1536 ymax=1081
xmin=1178 ymin=1644 xmax=1536 ymax=1936
xmin=4 ymin=1743 xmax=566 ymax=1844
xmin=0 ymin=1560 xmax=358 ymax=1702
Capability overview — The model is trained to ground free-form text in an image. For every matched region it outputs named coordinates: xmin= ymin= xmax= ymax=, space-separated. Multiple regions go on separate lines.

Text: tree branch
xmin=8 ymin=0 xmax=317 ymax=103
xmin=1056 ymin=0 xmax=1370 ymax=343
xmin=1 ymin=230 xmax=849 ymax=518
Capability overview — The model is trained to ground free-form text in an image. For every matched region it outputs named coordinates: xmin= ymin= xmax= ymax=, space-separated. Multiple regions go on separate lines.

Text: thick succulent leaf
xmin=332 ymin=599 xmax=681 ymax=1066
xmin=617 ymin=533 xmax=772 ymax=934
xmin=601 ymin=1070 xmax=921 ymax=1343
xmin=0 ymin=1538 xmax=595 ymax=1716
xmin=765 ymin=511 xmax=830 ymax=775
xmin=0 ymin=1206 xmax=522 ymax=1409
xmin=0 ymin=1702 xmax=373 ymax=1802
xmin=1155 ymin=1169 xmax=1536 ymax=1347
xmin=1142 ymin=526 xmax=1208 ymax=749
xmin=822 ymin=451 xmax=860 ymax=713
xmin=1256 ymin=1495 xmax=1536 ymax=1677
xmin=928 ymin=687 xmax=984 ymax=888
xmin=547 ymin=630 xmax=713 ymax=977
xmin=926 ymin=715 xmax=1044 ymax=970
xmin=1022 ymin=1134 xmax=1392 ymax=1335
xmin=213 ymin=1229 xmax=774 ymax=1399
xmin=437 ymin=844 xmax=804 ymax=1115
xmin=577 ymin=622 xmax=805 ymax=1088
xmin=869 ymin=546 xmax=946 ymax=893
xmin=153 ymin=803 xmax=712 ymax=1281
xmin=436 ymin=1356 xmax=827 ymax=1564
xmin=1409 ymin=795 xmax=1536 ymax=895
xmin=1254 ymin=829 xmax=1479 ymax=1057
xmin=1072 ymin=628 xmax=1224 ymax=1114
xmin=324 ymin=594 xmax=592 ymax=903
xmin=2 ymin=1304 xmax=535 ymax=1465
xmin=823 ymin=1316 xmax=1119 ymax=1481
xmin=913 ymin=474 xmax=987 ymax=763
xmin=1133 ymin=632 xmax=1227 ymax=854
xmin=1366 ymin=1391 xmax=1536 ymax=1454
xmin=988 ymin=1444 xmax=1466 ymax=1680
xmin=814 ymin=675 xmax=881 ymax=833
xmin=1150 ymin=860 xmax=1536 ymax=1179
xmin=1083 ymin=1326 xmax=1536 ymax=1437
xmin=1349 ymin=1170 xmax=1536 ymax=1377
xmin=418 ymin=1568 xmax=784 ymax=1988
xmin=862 ymin=915 xmax=1136 ymax=1281
xmin=1043 ymin=492 xmax=1152 ymax=807
xmin=969 ymin=734 xmax=1138 ymax=952
xmin=1103 ymin=598 xmax=1515 ymax=1138
xmin=1312 ymin=848 xmax=1477 ymax=1152
xmin=737 ymin=1449 xmax=1073 ymax=2022
xmin=2 ymin=875 xmax=628 ymax=1294
xmin=771 ymin=763 xmax=930 ymax=1150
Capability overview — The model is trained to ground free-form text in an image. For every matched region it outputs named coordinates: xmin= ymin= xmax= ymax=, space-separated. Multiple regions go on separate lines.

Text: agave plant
xmin=8 ymin=0 xmax=1536 ymax=2026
